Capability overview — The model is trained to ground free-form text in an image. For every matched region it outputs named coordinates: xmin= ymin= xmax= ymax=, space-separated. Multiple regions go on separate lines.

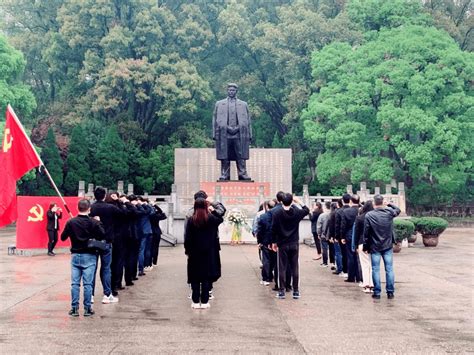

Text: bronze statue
xmin=212 ymin=83 xmax=252 ymax=181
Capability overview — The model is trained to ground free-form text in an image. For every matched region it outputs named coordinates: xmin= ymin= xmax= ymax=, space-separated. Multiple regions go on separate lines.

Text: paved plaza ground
xmin=0 ymin=227 xmax=472 ymax=354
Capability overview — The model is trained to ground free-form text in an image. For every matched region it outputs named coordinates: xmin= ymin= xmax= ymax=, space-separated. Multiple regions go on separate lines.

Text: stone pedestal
xmin=174 ymin=148 xmax=292 ymax=215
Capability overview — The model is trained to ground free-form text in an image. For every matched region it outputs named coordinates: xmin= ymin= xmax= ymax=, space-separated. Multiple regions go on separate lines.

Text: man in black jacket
xmin=340 ymin=194 xmax=361 ymax=283
xmin=257 ymin=200 xmax=275 ymax=286
xmin=90 ymin=187 xmax=123 ymax=304
xmin=61 ymin=199 xmax=105 ymax=317
xmin=362 ymin=195 xmax=400 ymax=299
xmin=334 ymin=195 xmax=349 ymax=276
xmin=271 ymin=193 xmax=309 ymax=300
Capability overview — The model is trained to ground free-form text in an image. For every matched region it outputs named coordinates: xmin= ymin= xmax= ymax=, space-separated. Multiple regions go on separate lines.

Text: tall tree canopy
xmin=0 ymin=0 xmax=472 ymax=208
xmin=302 ymin=25 xmax=473 ymax=206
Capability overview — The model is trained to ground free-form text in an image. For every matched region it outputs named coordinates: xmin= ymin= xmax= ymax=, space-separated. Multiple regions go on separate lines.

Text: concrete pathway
xmin=0 ymin=227 xmax=472 ymax=354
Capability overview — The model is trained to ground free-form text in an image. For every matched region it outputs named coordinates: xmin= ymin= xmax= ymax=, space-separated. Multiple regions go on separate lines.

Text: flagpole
xmin=6 ymin=105 xmax=73 ymax=217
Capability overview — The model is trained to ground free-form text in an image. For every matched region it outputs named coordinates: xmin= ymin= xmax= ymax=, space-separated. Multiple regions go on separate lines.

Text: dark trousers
xmin=191 ymin=281 xmax=210 ymax=304
xmin=345 ymin=240 xmax=362 ymax=282
xmin=312 ymin=232 xmax=321 ymax=254
xmin=340 ymin=240 xmax=348 ymax=273
xmin=261 ymin=247 xmax=273 ymax=282
xmin=278 ymin=243 xmax=299 ymax=292
xmin=270 ymin=249 xmax=278 ymax=286
xmin=47 ymin=230 xmax=58 ymax=253
xmin=124 ymin=238 xmax=139 ymax=284
xmin=152 ymin=233 xmax=161 ymax=265
xmin=329 ymin=241 xmax=335 ymax=264
xmin=321 ymin=239 xmax=329 ymax=265
xmin=111 ymin=239 xmax=125 ymax=290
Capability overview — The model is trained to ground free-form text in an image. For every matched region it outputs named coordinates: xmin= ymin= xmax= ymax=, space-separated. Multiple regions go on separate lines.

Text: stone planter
xmin=393 ymin=242 xmax=402 ymax=253
xmin=407 ymin=233 xmax=417 ymax=244
xmin=422 ymin=234 xmax=439 ymax=247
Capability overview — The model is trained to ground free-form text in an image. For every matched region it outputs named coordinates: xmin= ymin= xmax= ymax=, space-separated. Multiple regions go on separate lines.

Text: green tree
xmin=63 ymin=126 xmax=91 ymax=195
xmin=0 ymin=34 xmax=36 ymax=118
xmin=136 ymin=145 xmax=175 ymax=195
xmin=423 ymin=0 xmax=473 ymax=51
xmin=93 ymin=126 xmax=129 ymax=189
xmin=36 ymin=128 xmax=64 ymax=195
xmin=302 ymin=25 xmax=473 ymax=207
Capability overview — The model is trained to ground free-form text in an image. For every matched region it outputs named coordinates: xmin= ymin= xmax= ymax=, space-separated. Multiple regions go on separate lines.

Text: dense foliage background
xmin=0 ymin=0 xmax=472 ymax=210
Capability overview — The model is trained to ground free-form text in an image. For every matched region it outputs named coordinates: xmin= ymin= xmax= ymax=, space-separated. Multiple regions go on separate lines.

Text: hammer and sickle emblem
xmin=3 ymin=128 xmax=13 ymax=153
xmin=27 ymin=204 xmax=44 ymax=222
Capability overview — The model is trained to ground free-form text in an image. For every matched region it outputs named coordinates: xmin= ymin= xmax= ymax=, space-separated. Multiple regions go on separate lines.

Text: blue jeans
xmin=138 ymin=233 xmax=152 ymax=272
xmin=334 ymin=242 xmax=343 ymax=273
xmin=371 ymin=248 xmax=395 ymax=296
xmin=71 ymin=253 xmax=97 ymax=309
xmin=92 ymin=243 xmax=112 ymax=296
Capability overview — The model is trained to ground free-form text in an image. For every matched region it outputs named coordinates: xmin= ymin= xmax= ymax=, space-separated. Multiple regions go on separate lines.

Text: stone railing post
xmin=303 ymin=185 xmax=310 ymax=207
xmin=398 ymin=182 xmax=407 ymax=216
xmin=374 ymin=186 xmax=381 ymax=195
xmin=117 ymin=181 xmax=124 ymax=195
xmin=86 ymin=183 xmax=94 ymax=198
xmin=78 ymin=181 xmax=85 ymax=197
xmin=127 ymin=183 xmax=134 ymax=195
xmin=346 ymin=185 xmax=353 ymax=194
xmin=385 ymin=184 xmax=392 ymax=195
xmin=359 ymin=181 xmax=368 ymax=202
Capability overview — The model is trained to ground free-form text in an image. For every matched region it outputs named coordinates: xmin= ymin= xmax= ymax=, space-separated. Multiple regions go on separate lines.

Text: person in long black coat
xmin=184 ymin=198 xmax=223 ymax=309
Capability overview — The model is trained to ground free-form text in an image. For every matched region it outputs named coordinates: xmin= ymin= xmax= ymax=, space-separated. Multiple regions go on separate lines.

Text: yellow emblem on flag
xmin=27 ymin=204 xmax=44 ymax=222
xmin=2 ymin=128 xmax=13 ymax=153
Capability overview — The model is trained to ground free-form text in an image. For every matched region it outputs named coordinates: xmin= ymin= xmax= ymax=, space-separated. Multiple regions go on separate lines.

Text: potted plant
xmin=393 ymin=219 xmax=415 ymax=253
xmin=416 ymin=217 xmax=449 ymax=247
xmin=407 ymin=217 xmax=419 ymax=244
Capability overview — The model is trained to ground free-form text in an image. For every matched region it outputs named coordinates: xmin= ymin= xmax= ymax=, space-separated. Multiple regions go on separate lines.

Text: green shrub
xmin=416 ymin=217 xmax=449 ymax=236
xmin=410 ymin=217 xmax=420 ymax=232
xmin=393 ymin=219 xmax=415 ymax=242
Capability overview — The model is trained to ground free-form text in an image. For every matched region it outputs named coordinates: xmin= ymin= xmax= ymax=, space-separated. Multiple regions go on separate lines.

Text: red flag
xmin=0 ymin=105 xmax=42 ymax=227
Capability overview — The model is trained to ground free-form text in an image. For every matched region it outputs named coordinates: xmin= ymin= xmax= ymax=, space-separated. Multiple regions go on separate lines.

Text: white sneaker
xmin=339 ymin=273 xmax=348 ymax=278
xmin=263 ymin=281 xmax=270 ymax=286
xmin=191 ymin=303 xmax=200 ymax=309
xmin=148 ymin=265 xmax=153 ymax=271
xmin=209 ymin=293 xmax=215 ymax=300
xmin=200 ymin=303 xmax=210 ymax=309
xmin=102 ymin=295 xmax=119 ymax=304
xmin=108 ymin=295 xmax=119 ymax=303
xmin=358 ymin=282 xmax=364 ymax=287
xmin=91 ymin=295 xmax=94 ymax=304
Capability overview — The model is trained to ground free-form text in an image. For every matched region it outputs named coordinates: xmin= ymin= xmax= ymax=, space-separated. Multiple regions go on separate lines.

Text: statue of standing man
xmin=212 ymin=83 xmax=252 ymax=181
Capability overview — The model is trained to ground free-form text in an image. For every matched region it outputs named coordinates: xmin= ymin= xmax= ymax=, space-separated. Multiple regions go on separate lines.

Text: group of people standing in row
xmin=60 ymin=187 xmax=400 ymax=316
xmin=254 ymin=192 xmax=400 ymax=300
xmin=309 ymin=193 xmax=400 ymax=298
xmin=59 ymin=187 xmax=166 ymax=316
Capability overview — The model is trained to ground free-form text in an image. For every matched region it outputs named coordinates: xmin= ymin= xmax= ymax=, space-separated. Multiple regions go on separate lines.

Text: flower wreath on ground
xmin=226 ymin=209 xmax=251 ymax=245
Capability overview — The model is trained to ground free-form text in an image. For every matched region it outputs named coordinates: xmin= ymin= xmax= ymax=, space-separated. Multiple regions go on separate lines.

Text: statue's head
xmin=227 ymin=83 xmax=238 ymax=99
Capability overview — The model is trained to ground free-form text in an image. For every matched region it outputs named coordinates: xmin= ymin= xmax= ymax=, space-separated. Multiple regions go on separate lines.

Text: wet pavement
xmin=0 ymin=226 xmax=472 ymax=354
